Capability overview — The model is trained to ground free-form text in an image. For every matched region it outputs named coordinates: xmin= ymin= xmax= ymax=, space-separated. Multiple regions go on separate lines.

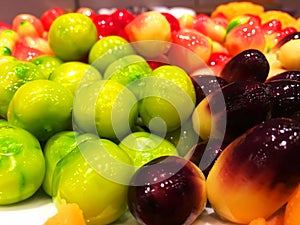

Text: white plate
xmin=0 ymin=189 xmax=234 ymax=225
xmin=0 ymin=189 xmax=57 ymax=225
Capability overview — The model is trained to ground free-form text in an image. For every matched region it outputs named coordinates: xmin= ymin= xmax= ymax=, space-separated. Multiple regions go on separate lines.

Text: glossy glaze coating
xmin=266 ymin=79 xmax=300 ymax=120
xmin=128 ymin=156 xmax=206 ymax=225
xmin=219 ymin=49 xmax=270 ymax=83
xmin=207 ymin=118 xmax=300 ymax=224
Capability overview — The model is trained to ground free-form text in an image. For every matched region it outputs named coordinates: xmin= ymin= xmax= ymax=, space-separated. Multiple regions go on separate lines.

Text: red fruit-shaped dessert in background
xmin=40 ymin=7 xmax=66 ymax=31
xmin=115 ymin=28 xmax=130 ymax=41
xmin=264 ymin=22 xmax=298 ymax=52
xmin=225 ymin=17 xmax=265 ymax=56
xmin=275 ymin=27 xmax=298 ymax=45
xmin=207 ymin=52 xmax=231 ymax=76
xmin=0 ymin=22 xmax=12 ymax=31
xmin=146 ymin=54 xmax=169 ymax=70
xmin=261 ymin=19 xmax=282 ymax=51
xmin=211 ymin=12 xmax=229 ymax=29
xmin=273 ymin=31 xmax=300 ymax=51
xmin=193 ymin=13 xmax=226 ymax=43
xmin=261 ymin=19 xmax=282 ymax=35
xmin=127 ymin=156 xmax=207 ymax=225
xmin=12 ymin=41 xmax=44 ymax=61
xmin=93 ymin=14 xmax=118 ymax=39
xmin=168 ymin=28 xmax=212 ymax=73
xmin=76 ymin=7 xmax=97 ymax=21
xmin=226 ymin=14 xmax=261 ymax=34
xmin=110 ymin=9 xmax=135 ymax=29
xmin=110 ymin=9 xmax=135 ymax=40
xmin=146 ymin=60 xmax=168 ymax=70
xmin=207 ymin=117 xmax=300 ymax=224
xmin=17 ymin=36 xmax=53 ymax=55
xmin=124 ymin=11 xmax=171 ymax=58
xmin=177 ymin=14 xmax=194 ymax=29
xmin=161 ymin=12 xmax=181 ymax=34
xmin=12 ymin=14 xmax=45 ymax=37
xmin=219 ymin=49 xmax=270 ymax=83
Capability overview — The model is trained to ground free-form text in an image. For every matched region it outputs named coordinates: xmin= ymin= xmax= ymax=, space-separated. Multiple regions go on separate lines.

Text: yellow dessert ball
xmin=277 ymin=39 xmax=300 ymax=70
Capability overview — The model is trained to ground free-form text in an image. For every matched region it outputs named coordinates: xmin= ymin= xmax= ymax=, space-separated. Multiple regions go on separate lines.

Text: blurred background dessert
xmin=0 ymin=0 xmax=299 ymax=24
